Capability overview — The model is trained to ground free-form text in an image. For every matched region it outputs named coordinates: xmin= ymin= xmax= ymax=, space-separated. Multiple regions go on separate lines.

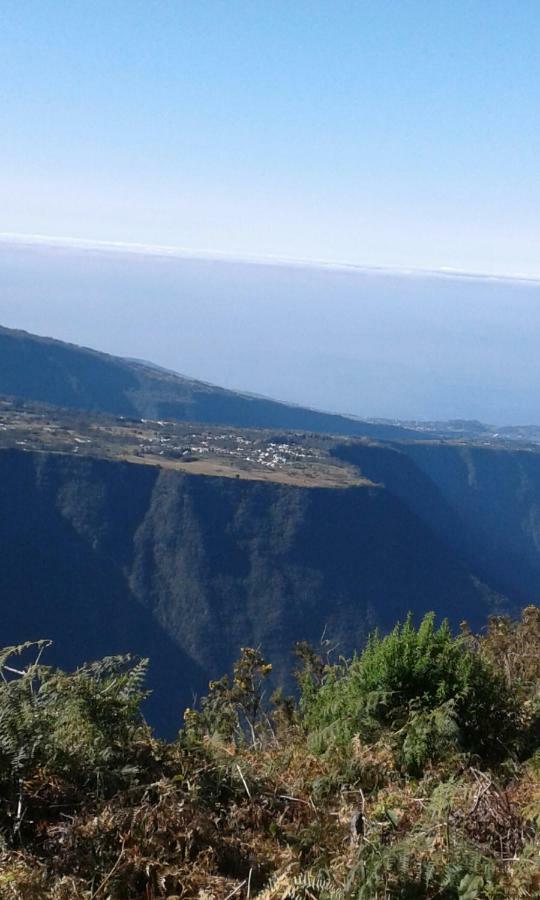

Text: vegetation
xmin=0 ymin=609 xmax=539 ymax=898
xmin=3 ymin=443 xmax=499 ymax=737
xmin=300 ymin=614 xmax=518 ymax=765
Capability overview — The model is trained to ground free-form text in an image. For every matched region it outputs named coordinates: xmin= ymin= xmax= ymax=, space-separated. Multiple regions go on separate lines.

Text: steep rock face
xmin=334 ymin=442 xmax=540 ymax=606
xmin=403 ymin=443 xmax=540 ymax=604
xmin=0 ymin=450 xmax=203 ymax=733
xmin=0 ymin=449 xmax=492 ymax=733
xmin=128 ymin=470 xmax=488 ymax=676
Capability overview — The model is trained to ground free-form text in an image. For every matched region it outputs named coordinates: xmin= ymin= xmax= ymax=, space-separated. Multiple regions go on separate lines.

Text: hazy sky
xmin=1 ymin=1 xmax=540 ymax=275
xmin=2 ymin=4 xmax=539 ymax=424
xmin=2 ymin=237 xmax=540 ymax=426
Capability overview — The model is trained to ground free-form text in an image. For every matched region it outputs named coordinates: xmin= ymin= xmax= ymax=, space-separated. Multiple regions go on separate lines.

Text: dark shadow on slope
xmin=333 ymin=441 xmax=540 ymax=610
xmin=0 ymin=449 xmax=204 ymax=736
xmin=129 ymin=470 xmax=494 ymax=697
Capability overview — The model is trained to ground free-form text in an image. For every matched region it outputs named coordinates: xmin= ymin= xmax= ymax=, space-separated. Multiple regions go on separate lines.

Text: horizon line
xmin=1 ymin=231 xmax=540 ymax=286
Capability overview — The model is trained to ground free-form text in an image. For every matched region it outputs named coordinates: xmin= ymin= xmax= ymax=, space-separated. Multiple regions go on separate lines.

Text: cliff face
xmin=403 ymin=443 xmax=540 ymax=603
xmin=0 ymin=448 xmax=499 ymax=733
xmin=334 ymin=442 xmax=540 ymax=607
xmin=0 ymin=450 xmax=202 ymax=734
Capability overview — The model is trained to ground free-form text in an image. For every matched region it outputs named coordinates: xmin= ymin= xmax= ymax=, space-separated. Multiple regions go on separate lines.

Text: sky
xmin=1 ymin=1 xmax=540 ymax=276
xmin=1 ymin=3 xmax=540 ymax=424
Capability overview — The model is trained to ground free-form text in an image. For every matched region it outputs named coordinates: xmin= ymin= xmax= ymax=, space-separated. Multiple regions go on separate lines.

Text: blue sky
xmin=1 ymin=1 xmax=539 ymax=275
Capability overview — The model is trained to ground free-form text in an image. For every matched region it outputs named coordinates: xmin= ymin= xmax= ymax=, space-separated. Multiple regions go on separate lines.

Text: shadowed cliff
xmin=334 ymin=441 xmax=540 ymax=607
xmin=0 ymin=448 xmax=499 ymax=733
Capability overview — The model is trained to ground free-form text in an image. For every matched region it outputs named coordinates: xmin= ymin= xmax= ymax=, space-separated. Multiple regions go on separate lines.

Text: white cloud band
xmin=1 ymin=231 xmax=539 ymax=286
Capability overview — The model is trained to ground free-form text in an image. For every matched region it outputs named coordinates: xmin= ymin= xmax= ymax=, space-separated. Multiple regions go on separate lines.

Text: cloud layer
xmin=1 ymin=232 xmax=539 ymax=286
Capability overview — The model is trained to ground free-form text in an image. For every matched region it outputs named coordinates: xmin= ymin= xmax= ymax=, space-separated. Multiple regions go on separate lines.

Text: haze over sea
xmin=1 ymin=236 xmax=539 ymax=427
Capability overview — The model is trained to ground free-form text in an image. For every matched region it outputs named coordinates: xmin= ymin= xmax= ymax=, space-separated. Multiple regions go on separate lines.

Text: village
xmin=0 ymin=397 xmax=363 ymax=486
xmin=3 ymin=396 xmax=537 ymax=490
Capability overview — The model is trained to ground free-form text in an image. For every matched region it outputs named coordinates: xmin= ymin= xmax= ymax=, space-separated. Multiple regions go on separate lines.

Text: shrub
xmin=183 ymin=646 xmax=273 ymax=745
xmin=0 ymin=610 xmax=538 ymax=898
xmin=0 ymin=641 xmax=149 ymax=844
xmin=300 ymin=613 xmax=517 ymax=763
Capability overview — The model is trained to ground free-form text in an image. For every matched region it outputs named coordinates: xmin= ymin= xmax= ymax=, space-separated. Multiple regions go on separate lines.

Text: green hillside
xmin=0 ymin=325 xmax=420 ymax=438
xmin=334 ymin=440 xmax=540 ymax=607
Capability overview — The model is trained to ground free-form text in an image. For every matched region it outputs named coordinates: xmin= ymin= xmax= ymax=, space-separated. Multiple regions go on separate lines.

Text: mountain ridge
xmin=0 ymin=324 xmax=436 ymax=439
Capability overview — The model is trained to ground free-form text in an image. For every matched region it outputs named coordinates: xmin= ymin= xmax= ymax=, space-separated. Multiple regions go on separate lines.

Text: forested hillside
xmin=2 ymin=330 xmax=540 ymax=736
xmin=334 ymin=441 xmax=540 ymax=606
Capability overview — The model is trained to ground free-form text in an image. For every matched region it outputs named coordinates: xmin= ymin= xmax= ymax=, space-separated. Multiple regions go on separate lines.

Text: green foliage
xmin=183 ymin=646 xmax=273 ymax=745
xmin=401 ymin=700 xmax=460 ymax=773
xmin=0 ymin=609 xmax=539 ymax=898
xmin=301 ymin=613 xmax=517 ymax=765
xmin=347 ymin=835 xmax=503 ymax=899
xmin=0 ymin=641 xmax=149 ymax=845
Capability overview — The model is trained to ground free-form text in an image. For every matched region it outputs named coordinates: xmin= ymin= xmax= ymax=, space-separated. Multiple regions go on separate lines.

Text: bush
xmin=0 ymin=641 xmax=149 ymax=844
xmin=183 ymin=646 xmax=273 ymax=745
xmin=300 ymin=613 xmax=517 ymax=764
xmin=0 ymin=611 xmax=538 ymax=898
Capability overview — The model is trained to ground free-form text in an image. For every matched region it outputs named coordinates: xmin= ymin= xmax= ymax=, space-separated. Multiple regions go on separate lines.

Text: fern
xmin=300 ymin=613 xmax=516 ymax=763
